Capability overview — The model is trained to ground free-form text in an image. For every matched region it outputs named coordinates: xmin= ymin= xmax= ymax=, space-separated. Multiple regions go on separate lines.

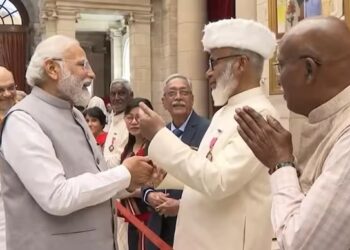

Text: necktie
xmin=173 ymin=128 xmax=183 ymax=138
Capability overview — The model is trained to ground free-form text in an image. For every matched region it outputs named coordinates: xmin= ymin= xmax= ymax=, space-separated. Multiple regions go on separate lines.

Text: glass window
xmin=0 ymin=0 xmax=22 ymax=25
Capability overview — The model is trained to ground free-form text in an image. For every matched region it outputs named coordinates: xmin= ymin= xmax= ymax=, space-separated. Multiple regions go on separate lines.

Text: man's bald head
xmin=280 ymin=16 xmax=350 ymax=62
xmin=0 ymin=66 xmax=16 ymax=114
xmin=277 ymin=17 xmax=350 ymax=116
xmin=0 ymin=66 xmax=13 ymax=84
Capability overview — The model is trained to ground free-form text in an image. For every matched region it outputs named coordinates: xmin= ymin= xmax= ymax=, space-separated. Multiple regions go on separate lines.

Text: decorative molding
xmin=126 ymin=11 xmax=154 ymax=24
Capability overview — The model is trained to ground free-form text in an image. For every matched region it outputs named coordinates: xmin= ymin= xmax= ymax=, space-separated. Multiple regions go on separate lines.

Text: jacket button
xmin=96 ymin=158 xmax=100 ymax=165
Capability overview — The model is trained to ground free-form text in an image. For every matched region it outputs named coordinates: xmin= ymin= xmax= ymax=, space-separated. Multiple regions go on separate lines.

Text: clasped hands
xmin=123 ymin=156 xmax=167 ymax=191
xmin=234 ymin=106 xmax=294 ymax=170
xmin=147 ymin=191 xmax=180 ymax=217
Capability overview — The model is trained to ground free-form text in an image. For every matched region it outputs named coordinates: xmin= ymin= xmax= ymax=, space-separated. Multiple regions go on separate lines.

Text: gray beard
xmin=57 ymin=70 xmax=91 ymax=108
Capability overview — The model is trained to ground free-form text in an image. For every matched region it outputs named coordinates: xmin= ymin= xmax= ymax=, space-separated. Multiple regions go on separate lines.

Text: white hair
xmin=163 ymin=73 xmax=192 ymax=93
xmin=110 ymin=78 xmax=132 ymax=92
xmin=26 ymin=35 xmax=79 ymax=87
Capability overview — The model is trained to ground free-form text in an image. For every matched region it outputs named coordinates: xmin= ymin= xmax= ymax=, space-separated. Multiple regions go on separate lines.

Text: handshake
xmin=122 ymin=156 xmax=166 ymax=191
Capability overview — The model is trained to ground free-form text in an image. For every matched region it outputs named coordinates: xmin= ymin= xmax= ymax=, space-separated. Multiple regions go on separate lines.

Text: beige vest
xmin=297 ymin=86 xmax=350 ymax=192
xmin=0 ymin=87 xmax=115 ymax=250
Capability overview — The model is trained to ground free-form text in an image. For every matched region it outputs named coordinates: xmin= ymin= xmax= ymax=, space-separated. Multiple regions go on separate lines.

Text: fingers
xmin=237 ymin=125 xmax=253 ymax=146
xmin=243 ymin=106 xmax=267 ymax=125
xmin=266 ymin=115 xmax=285 ymax=133
xmin=234 ymin=112 xmax=256 ymax=141
xmin=235 ymin=107 xmax=263 ymax=136
xmin=139 ymin=102 xmax=154 ymax=117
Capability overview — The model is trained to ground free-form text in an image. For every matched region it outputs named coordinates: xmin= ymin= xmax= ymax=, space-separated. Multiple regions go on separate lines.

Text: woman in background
xmin=120 ymin=97 xmax=153 ymax=250
xmin=84 ymin=106 xmax=107 ymax=149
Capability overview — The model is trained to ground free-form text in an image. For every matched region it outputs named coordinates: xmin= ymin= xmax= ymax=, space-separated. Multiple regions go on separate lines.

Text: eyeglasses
xmin=273 ymin=56 xmax=322 ymax=75
xmin=208 ymin=54 xmax=243 ymax=71
xmin=0 ymin=84 xmax=16 ymax=96
xmin=125 ymin=115 xmax=140 ymax=123
xmin=52 ymin=58 xmax=92 ymax=71
xmin=165 ymin=89 xmax=192 ymax=98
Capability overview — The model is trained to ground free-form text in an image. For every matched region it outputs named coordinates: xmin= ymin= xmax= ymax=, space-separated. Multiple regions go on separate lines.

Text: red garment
xmin=120 ymin=145 xmax=151 ymax=223
xmin=95 ymin=132 xmax=107 ymax=147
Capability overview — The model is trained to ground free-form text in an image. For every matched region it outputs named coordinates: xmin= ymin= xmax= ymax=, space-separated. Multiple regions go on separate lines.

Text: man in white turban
xmin=138 ymin=19 xmax=278 ymax=250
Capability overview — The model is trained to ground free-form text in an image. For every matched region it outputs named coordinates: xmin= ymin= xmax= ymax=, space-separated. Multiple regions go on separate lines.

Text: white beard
xmin=57 ymin=68 xmax=91 ymax=108
xmin=211 ymin=62 xmax=239 ymax=106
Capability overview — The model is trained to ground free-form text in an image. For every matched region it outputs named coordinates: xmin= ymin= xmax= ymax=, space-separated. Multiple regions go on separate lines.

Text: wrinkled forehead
xmin=166 ymin=78 xmax=191 ymax=90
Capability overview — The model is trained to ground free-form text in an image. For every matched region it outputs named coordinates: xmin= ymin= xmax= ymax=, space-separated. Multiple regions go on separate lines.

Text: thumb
xmin=139 ymin=102 xmax=154 ymax=117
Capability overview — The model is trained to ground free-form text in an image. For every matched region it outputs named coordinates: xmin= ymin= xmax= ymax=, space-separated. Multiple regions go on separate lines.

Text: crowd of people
xmin=1 ymin=15 xmax=350 ymax=250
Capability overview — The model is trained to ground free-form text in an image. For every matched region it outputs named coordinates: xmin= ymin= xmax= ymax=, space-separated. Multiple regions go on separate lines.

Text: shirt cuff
xmin=143 ymin=188 xmax=155 ymax=205
xmin=270 ymin=166 xmax=300 ymax=194
xmin=110 ymin=164 xmax=131 ymax=190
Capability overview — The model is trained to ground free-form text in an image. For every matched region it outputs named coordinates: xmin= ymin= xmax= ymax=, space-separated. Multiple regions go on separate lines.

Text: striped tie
xmin=173 ymin=128 xmax=183 ymax=137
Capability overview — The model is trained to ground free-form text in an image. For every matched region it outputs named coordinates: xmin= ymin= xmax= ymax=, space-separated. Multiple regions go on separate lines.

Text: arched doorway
xmin=0 ymin=0 xmax=29 ymax=91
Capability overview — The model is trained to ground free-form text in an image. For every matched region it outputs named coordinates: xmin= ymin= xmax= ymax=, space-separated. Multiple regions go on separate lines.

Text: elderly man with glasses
xmin=138 ymin=19 xmax=278 ymax=250
xmin=142 ymin=73 xmax=209 ymax=250
xmin=0 ymin=35 xmax=155 ymax=250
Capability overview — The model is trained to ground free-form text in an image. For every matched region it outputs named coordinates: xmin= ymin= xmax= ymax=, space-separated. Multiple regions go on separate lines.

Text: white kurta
xmin=149 ymin=87 xmax=277 ymax=250
xmin=103 ymin=113 xmax=128 ymax=168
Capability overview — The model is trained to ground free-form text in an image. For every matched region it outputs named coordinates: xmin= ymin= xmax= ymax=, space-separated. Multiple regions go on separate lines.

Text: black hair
xmin=121 ymin=97 xmax=153 ymax=161
xmin=124 ymin=97 xmax=153 ymax=115
xmin=83 ymin=107 xmax=107 ymax=127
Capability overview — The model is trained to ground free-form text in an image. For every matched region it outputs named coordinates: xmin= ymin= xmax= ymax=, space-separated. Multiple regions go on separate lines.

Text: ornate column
xmin=177 ymin=0 xmax=208 ymax=117
xmin=55 ymin=9 xmax=77 ymax=38
xmin=127 ymin=12 xmax=153 ymax=100
xmin=40 ymin=0 xmax=77 ymax=38
xmin=109 ymin=27 xmax=124 ymax=80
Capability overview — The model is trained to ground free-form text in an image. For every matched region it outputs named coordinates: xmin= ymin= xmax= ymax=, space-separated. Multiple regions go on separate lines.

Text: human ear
xmin=44 ymin=59 xmax=60 ymax=81
xmin=305 ymin=57 xmax=317 ymax=85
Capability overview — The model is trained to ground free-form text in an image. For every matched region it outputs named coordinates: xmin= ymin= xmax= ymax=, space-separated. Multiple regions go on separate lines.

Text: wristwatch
xmin=269 ymin=161 xmax=296 ymax=175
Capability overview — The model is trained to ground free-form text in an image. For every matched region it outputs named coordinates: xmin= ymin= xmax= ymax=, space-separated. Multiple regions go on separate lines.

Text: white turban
xmin=202 ymin=18 xmax=277 ymax=59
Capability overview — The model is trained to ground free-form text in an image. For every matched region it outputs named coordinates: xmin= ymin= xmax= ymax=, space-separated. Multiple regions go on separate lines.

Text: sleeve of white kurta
xmin=148 ymin=127 xmax=266 ymax=200
xmin=1 ymin=111 xmax=131 ymax=216
xmin=270 ymin=128 xmax=350 ymax=250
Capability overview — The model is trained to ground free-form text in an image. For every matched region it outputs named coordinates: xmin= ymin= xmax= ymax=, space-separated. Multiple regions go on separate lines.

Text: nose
xmin=174 ymin=91 xmax=182 ymax=99
xmin=206 ymin=68 xmax=213 ymax=80
xmin=3 ymin=89 xmax=13 ymax=97
xmin=130 ymin=117 xmax=139 ymax=124
xmin=87 ymin=67 xmax=95 ymax=80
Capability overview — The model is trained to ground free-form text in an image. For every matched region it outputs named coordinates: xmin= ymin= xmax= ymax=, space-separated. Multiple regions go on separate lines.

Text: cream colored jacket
xmin=149 ymin=88 xmax=277 ymax=250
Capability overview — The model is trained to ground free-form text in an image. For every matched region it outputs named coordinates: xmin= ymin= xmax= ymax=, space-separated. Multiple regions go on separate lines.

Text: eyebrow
xmin=0 ymin=83 xmax=16 ymax=88
xmin=167 ymin=87 xmax=190 ymax=90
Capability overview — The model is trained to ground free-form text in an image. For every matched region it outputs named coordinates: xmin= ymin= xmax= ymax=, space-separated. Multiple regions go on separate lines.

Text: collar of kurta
xmin=226 ymin=87 xmax=263 ymax=106
xmin=111 ymin=112 xmax=125 ymax=124
xmin=308 ymin=85 xmax=350 ymax=124
xmin=31 ymin=86 xmax=72 ymax=109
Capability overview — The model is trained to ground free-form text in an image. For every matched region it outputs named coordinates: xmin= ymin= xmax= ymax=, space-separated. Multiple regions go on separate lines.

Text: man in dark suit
xmin=142 ymin=74 xmax=209 ymax=249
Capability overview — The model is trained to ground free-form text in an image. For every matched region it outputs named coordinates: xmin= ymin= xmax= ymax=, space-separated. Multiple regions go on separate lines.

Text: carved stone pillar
xmin=109 ymin=28 xmax=123 ymax=80
xmin=128 ymin=12 xmax=152 ymax=100
xmin=40 ymin=0 xmax=77 ymax=38
xmin=177 ymin=0 xmax=208 ymax=117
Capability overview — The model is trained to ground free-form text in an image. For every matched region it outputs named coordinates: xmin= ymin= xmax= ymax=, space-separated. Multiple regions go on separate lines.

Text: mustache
xmin=171 ymin=102 xmax=186 ymax=107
